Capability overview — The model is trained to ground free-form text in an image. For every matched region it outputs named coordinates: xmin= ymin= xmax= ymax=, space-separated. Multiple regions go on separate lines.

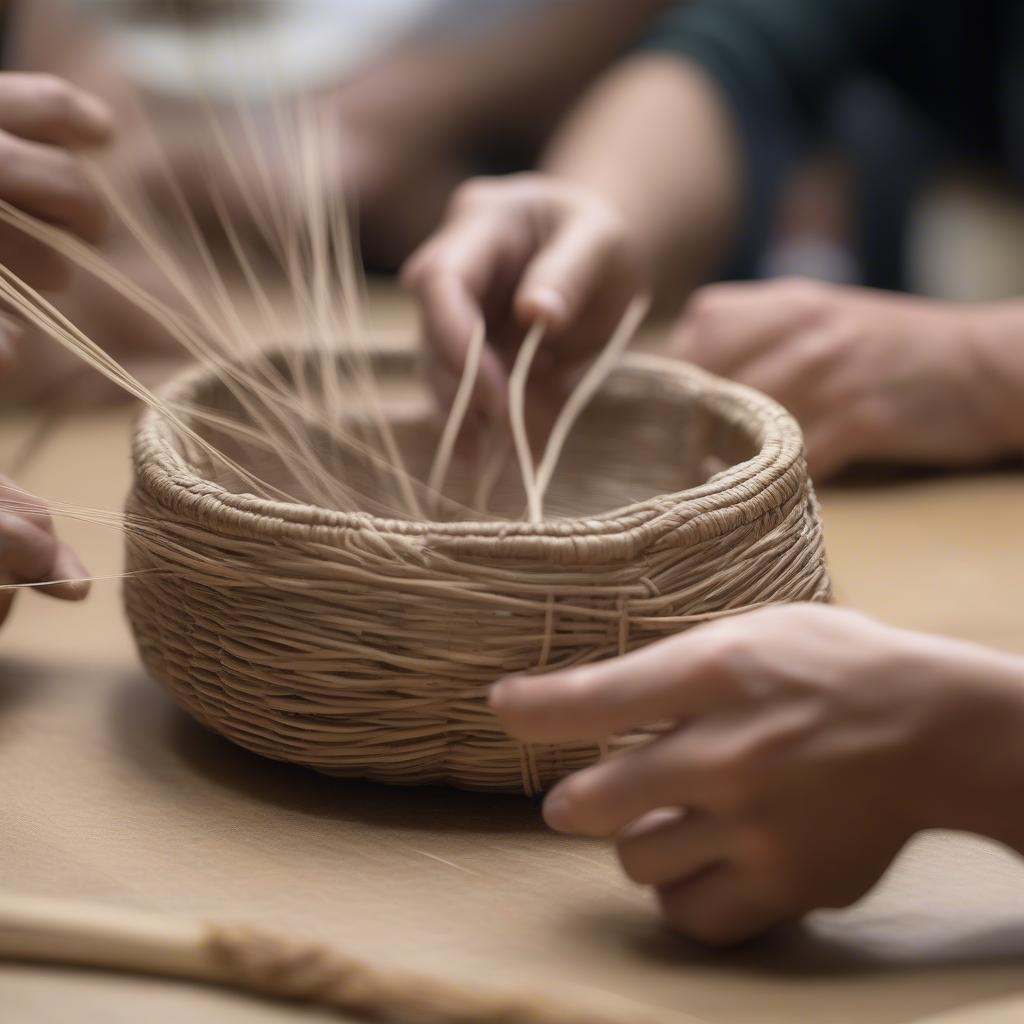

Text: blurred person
xmin=0 ymin=71 xmax=113 ymax=618
xmin=406 ymin=0 xmax=1024 ymax=479
xmin=16 ymin=0 xmax=673 ymax=266
xmin=0 ymin=0 xmax=671 ymax=402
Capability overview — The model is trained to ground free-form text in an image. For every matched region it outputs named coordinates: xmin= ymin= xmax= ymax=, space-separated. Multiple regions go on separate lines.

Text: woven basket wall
xmin=123 ymin=350 xmax=831 ymax=793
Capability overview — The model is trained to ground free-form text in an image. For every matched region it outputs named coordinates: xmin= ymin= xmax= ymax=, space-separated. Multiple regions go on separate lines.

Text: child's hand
xmin=0 ymin=476 xmax=90 ymax=626
xmin=671 ymin=278 xmax=1015 ymax=479
xmin=0 ymin=73 xmax=112 ymax=291
xmin=403 ymin=174 xmax=643 ymax=415
xmin=491 ymin=605 xmax=1024 ymax=946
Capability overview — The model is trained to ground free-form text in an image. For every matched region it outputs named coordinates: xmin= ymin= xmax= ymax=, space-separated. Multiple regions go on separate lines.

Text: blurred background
xmin=5 ymin=0 xmax=1024 ymax=399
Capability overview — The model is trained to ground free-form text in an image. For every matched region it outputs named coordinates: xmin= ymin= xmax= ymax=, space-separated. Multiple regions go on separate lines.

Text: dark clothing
xmin=0 ymin=4 xmax=9 ymax=64
xmin=645 ymin=0 xmax=1024 ymax=288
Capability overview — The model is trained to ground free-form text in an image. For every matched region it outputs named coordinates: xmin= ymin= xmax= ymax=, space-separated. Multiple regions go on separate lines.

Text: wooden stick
xmin=0 ymin=894 xmax=220 ymax=985
xmin=0 ymin=893 xmax=673 ymax=1024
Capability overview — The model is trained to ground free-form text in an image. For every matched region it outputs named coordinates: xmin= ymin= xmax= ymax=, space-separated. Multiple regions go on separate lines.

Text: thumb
xmin=514 ymin=217 xmax=625 ymax=333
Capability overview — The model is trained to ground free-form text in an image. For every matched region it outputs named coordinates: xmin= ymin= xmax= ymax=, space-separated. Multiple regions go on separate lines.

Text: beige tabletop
xmin=1 ymin=300 xmax=1023 ymax=1024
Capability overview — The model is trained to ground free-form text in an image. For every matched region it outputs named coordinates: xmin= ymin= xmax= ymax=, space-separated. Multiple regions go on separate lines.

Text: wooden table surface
xmin=1 ymin=297 xmax=1023 ymax=1024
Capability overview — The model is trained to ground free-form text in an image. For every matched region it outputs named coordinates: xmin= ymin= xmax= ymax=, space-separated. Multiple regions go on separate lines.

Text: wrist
xmin=960 ymin=304 xmax=1024 ymax=457
xmin=919 ymin=651 xmax=1024 ymax=852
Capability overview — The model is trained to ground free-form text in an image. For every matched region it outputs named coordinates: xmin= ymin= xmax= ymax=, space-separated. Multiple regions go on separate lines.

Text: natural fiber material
xmin=124 ymin=348 xmax=830 ymax=793
xmin=206 ymin=924 xmax=669 ymax=1023
xmin=0 ymin=893 xmax=673 ymax=1024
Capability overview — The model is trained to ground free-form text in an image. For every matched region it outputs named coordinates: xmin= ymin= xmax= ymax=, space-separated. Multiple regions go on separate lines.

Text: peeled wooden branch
xmin=0 ymin=893 xmax=673 ymax=1024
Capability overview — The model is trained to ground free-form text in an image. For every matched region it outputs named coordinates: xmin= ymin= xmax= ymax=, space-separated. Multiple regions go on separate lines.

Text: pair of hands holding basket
xmin=406 ymin=173 xmax=1024 ymax=946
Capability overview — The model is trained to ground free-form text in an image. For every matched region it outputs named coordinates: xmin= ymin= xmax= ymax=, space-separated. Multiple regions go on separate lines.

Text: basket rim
xmin=131 ymin=348 xmax=807 ymax=554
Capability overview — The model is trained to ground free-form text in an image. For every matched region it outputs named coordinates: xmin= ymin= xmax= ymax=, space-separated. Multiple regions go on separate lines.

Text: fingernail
xmin=80 ymin=93 xmax=115 ymax=139
xmin=488 ymin=676 xmax=518 ymax=710
xmin=542 ymin=794 xmax=573 ymax=833
xmin=48 ymin=544 xmax=91 ymax=600
xmin=526 ymin=287 xmax=569 ymax=328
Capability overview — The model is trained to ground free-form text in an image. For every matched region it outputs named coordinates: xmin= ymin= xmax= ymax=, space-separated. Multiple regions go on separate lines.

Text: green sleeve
xmin=643 ymin=0 xmax=905 ymax=132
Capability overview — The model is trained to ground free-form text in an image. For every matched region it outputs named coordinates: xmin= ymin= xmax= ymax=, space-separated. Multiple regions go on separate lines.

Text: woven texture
xmin=123 ymin=350 xmax=831 ymax=793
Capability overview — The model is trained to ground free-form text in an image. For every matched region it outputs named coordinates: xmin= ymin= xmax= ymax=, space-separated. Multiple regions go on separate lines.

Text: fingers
xmin=670 ymin=280 xmax=861 ymax=479
xmin=658 ymin=864 xmax=791 ymax=947
xmin=726 ymin=323 xmax=852 ymax=406
xmin=0 ymin=77 xmax=112 ymax=283
xmin=673 ymin=279 xmax=829 ymax=376
xmin=618 ymin=809 xmax=728 ymax=886
xmin=541 ymin=740 xmax=800 ymax=943
xmin=515 ymin=212 xmax=631 ymax=332
xmin=490 ymin=623 xmax=738 ymax=744
xmin=46 ymin=541 xmax=91 ymax=601
xmin=0 ymin=479 xmax=90 ymax=602
xmin=0 ymin=75 xmax=113 ymax=148
xmin=405 ymin=175 xmax=642 ymax=418
xmin=0 ymin=477 xmax=55 ymax=532
xmin=406 ymin=254 xmax=509 ymax=414
xmin=0 ymin=131 xmax=108 ymax=242
xmin=541 ymin=730 xmax=709 ymax=837
xmin=801 ymin=418 xmax=858 ymax=480
xmin=0 ymin=524 xmax=90 ymax=602
xmin=404 ymin=213 xmax=523 ymax=414
xmin=0 ymin=511 xmax=61 ymax=582
xmin=503 ymin=603 xmax=907 ymax=946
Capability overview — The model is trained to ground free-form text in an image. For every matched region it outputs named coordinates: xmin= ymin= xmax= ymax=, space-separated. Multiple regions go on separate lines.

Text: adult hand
xmin=403 ymin=174 xmax=644 ymax=415
xmin=672 ymin=279 xmax=1011 ymax=479
xmin=491 ymin=604 xmax=1024 ymax=945
xmin=0 ymin=73 xmax=112 ymax=290
xmin=0 ymin=474 xmax=90 ymax=627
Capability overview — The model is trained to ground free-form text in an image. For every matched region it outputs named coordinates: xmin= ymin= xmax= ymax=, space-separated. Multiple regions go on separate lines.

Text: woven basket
xmin=124 ymin=349 xmax=831 ymax=793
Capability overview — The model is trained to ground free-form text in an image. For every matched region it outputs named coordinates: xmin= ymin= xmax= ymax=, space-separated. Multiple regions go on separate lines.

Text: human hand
xmin=0 ymin=475 xmax=90 ymax=627
xmin=403 ymin=174 xmax=644 ymax=415
xmin=671 ymin=278 xmax=1011 ymax=479
xmin=0 ymin=73 xmax=112 ymax=290
xmin=491 ymin=604 xmax=1024 ymax=946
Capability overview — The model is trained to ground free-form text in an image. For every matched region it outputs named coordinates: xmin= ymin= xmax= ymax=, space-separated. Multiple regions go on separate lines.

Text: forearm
xmin=965 ymin=302 xmax=1024 ymax=456
xmin=345 ymin=1 xmax=671 ymax=153
xmin=446 ymin=0 xmax=673 ymax=141
xmin=541 ymin=54 xmax=742 ymax=301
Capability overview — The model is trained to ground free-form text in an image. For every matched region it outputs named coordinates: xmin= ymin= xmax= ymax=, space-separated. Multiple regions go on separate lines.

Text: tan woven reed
xmin=124 ymin=349 xmax=831 ymax=793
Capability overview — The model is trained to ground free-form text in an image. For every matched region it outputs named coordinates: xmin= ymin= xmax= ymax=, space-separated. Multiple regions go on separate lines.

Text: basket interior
xmin=175 ymin=349 xmax=762 ymax=522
